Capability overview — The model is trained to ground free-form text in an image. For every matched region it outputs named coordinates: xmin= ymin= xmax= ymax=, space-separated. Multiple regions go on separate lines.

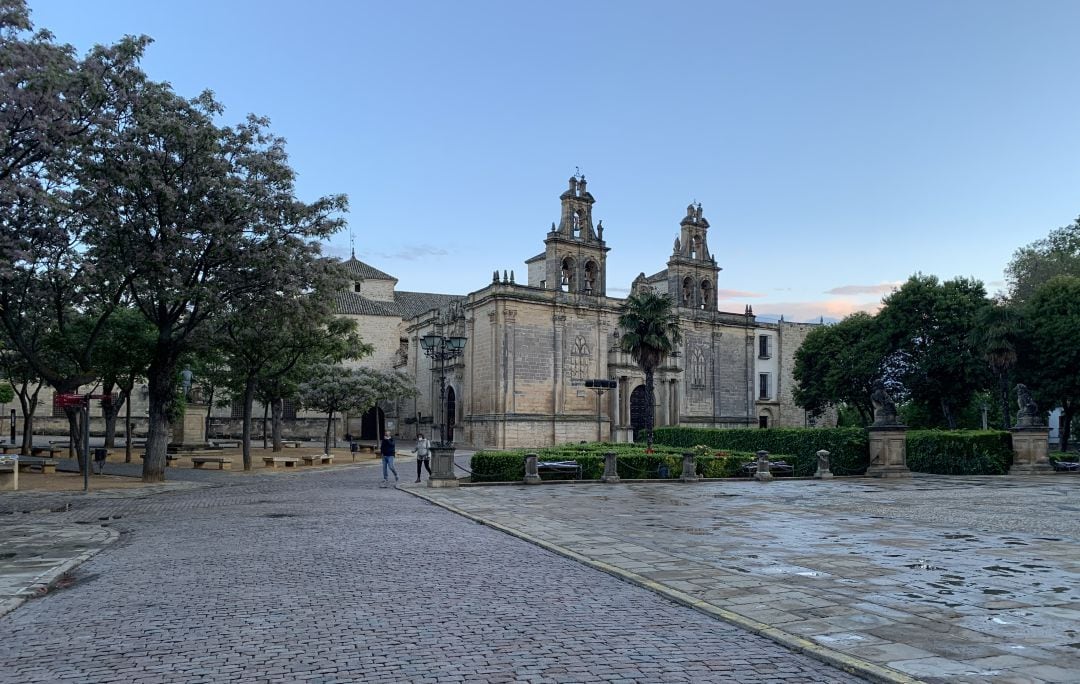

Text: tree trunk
xmin=15 ymin=385 xmax=39 ymax=455
xmin=271 ymin=399 xmax=283 ymax=452
xmin=65 ymin=409 xmax=87 ymax=475
xmin=262 ymin=401 xmax=269 ymax=450
xmin=241 ymin=377 xmax=256 ymax=471
xmin=102 ymin=392 xmax=125 ymax=448
xmin=1061 ymin=404 xmax=1074 ymax=453
xmin=143 ymin=360 xmax=176 ymax=483
xmin=940 ymin=397 xmax=956 ymax=430
xmin=644 ymin=368 xmax=655 ymax=450
xmin=998 ymin=374 xmax=1012 ymax=429
xmin=324 ymin=410 xmax=334 ymax=456
xmin=124 ymin=390 xmax=132 ymax=463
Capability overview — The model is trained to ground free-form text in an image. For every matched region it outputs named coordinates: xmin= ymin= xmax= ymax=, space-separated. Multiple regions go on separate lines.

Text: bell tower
xmin=666 ymin=203 xmax=721 ymax=310
xmin=541 ymin=174 xmax=610 ymax=295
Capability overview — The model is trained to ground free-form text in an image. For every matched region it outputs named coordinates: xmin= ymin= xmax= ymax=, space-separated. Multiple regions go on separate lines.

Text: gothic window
xmin=560 ymin=257 xmax=575 ymax=292
xmin=584 ymin=261 xmax=597 ymax=294
xmin=569 ymin=335 xmax=590 ymax=385
xmin=700 ymin=279 xmax=712 ymax=310
xmin=691 ymin=348 xmax=706 ymax=388
xmin=682 ymin=277 xmax=693 ymax=306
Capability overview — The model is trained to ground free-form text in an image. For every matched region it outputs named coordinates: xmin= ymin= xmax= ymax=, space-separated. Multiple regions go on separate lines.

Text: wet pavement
xmin=406 ymin=474 xmax=1080 ymax=683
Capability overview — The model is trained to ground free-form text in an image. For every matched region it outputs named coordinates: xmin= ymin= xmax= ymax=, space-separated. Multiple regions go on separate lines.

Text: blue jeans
xmin=382 ymin=455 xmax=398 ymax=481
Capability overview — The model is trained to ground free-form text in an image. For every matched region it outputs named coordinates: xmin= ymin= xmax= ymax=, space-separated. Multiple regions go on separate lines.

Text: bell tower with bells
xmin=666 ymin=202 xmax=720 ymax=310
xmin=540 ymin=172 xmax=610 ymax=296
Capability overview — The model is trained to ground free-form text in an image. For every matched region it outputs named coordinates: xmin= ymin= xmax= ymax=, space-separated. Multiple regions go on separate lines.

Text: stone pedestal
xmin=866 ymin=426 xmax=911 ymax=478
xmin=1010 ymin=426 xmax=1053 ymax=474
xmin=169 ymin=402 xmax=210 ymax=451
xmin=614 ymin=426 xmax=635 ymax=443
xmin=524 ymin=453 xmax=541 ymax=485
xmin=814 ymin=449 xmax=834 ymax=479
xmin=601 ymin=452 xmax=620 ymax=483
xmin=0 ymin=462 xmax=16 ymax=491
xmin=680 ymin=453 xmax=699 ymax=483
xmin=427 ymin=445 xmax=459 ymax=487
xmin=754 ymin=450 xmax=773 ymax=482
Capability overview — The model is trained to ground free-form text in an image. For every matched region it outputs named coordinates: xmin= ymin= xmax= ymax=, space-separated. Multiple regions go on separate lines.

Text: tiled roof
xmin=646 ymin=269 xmax=668 ymax=282
xmin=335 ymin=292 xmax=401 ymax=317
xmin=343 ymin=258 xmax=396 ymax=281
xmin=395 ymin=291 xmax=466 ymax=320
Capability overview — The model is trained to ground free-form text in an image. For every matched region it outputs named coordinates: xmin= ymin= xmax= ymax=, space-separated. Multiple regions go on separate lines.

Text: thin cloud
xmin=366 ymin=245 xmax=450 ymax=261
xmin=717 ymin=298 xmax=882 ymax=323
xmin=714 ymin=288 xmax=766 ymax=299
xmin=824 ymin=282 xmax=902 ymax=296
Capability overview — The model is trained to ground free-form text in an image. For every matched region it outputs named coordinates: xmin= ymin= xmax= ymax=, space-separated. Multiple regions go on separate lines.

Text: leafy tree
xmin=79 ymin=77 xmax=347 ymax=482
xmin=1018 ymin=276 xmax=1080 ymax=450
xmin=216 ymin=281 xmax=370 ymax=470
xmin=0 ymin=344 xmax=43 ymax=454
xmin=970 ymin=299 xmax=1021 ymax=429
xmin=1007 ymin=217 xmax=1080 ymax=304
xmin=617 ymin=291 xmax=681 ymax=450
xmin=876 ymin=274 xmax=989 ymax=429
xmin=298 ymin=366 xmax=416 ymax=456
xmin=793 ymin=312 xmax=884 ymax=425
xmin=0 ymin=381 xmax=12 ymax=405
xmin=89 ymin=307 xmax=156 ymax=459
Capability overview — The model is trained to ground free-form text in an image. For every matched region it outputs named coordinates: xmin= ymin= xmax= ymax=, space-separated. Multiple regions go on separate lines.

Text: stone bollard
xmin=524 ymin=453 xmax=541 ymax=484
xmin=814 ymin=449 xmax=834 ymax=479
xmin=754 ymin=450 xmax=773 ymax=482
xmin=601 ymin=451 xmax=620 ymax=483
xmin=680 ymin=452 xmax=699 ymax=483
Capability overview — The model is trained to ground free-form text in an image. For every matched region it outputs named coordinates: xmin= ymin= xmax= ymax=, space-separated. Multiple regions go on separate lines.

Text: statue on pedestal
xmin=1015 ymin=384 xmax=1041 ymax=427
xmin=871 ymin=381 xmax=898 ymax=426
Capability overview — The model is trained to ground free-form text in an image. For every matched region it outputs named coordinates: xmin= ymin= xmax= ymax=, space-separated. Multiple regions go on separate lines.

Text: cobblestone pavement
xmin=409 ymin=474 xmax=1080 ymax=684
xmin=0 ymin=462 xmax=863 ymax=683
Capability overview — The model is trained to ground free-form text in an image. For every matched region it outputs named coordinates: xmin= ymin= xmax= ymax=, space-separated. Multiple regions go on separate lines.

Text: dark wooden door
xmin=630 ymin=385 xmax=651 ymax=440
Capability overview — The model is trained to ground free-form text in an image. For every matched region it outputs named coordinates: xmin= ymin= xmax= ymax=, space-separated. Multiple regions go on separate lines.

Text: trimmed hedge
xmin=653 ymin=427 xmax=869 ymax=476
xmin=906 ymin=430 xmax=1012 ymax=475
xmin=470 ymin=443 xmax=771 ymax=482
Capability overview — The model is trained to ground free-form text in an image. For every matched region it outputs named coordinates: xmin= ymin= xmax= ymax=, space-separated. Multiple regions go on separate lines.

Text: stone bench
xmin=281 ymin=440 xmax=301 ymax=448
xmin=538 ymin=460 xmax=582 ymax=480
xmin=352 ymin=441 xmax=378 ymax=453
xmin=139 ymin=453 xmax=184 ymax=466
xmin=30 ymin=447 xmax=64 ymax=458
xmin=1051 ymin=459 xmax=1079 ymax=472
xmin=262 ymin=456 xmax=300 ymax=469
xmin=17 ymin=457 xmax=58 ymax=474
xmin=742 ymin=459 xmax=794 ymax=477
xmin=191 ymin=456 xmax=232 ymax=470
xmin=0 ymin=445 xmax=20 ymax=455
xmin=213 ymin=440 xmax=240 ymax=449
xmin=0 ymin=462 xmax=17 ymax=490
xmin=302 ymin=454 xmax=334 ymax=466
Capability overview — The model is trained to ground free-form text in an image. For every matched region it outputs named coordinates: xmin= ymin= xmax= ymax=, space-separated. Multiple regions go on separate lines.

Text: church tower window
xmin=561 ymin=257 xmax=575 ymax=291
xmin=700 ymin=280 xmax=712 ymax=310
xmin=682 ymin=277 xmax=693 ymax=307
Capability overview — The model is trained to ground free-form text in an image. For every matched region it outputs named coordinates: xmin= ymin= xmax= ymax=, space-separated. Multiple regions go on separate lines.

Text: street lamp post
xmin=419 ymin=333 xmax=467 ymax=487
xmin=584 ymin=379 xmax=617 ymax=442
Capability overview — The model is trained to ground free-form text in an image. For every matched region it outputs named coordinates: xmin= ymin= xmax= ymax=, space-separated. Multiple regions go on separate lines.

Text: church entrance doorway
xmin=445 ymin=387 xmax=457 ymax=442
xmin=630 ymin=385 xmax=652 ymax=441
xmin=359 ymin=406 xmax=385 ymax=441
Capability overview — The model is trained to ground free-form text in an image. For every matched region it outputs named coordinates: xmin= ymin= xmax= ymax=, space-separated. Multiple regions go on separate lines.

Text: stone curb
xmin=0 ymin=525 xmax=120 ymax=619
xmin=403 ymin=486 xmax=923 ymax=684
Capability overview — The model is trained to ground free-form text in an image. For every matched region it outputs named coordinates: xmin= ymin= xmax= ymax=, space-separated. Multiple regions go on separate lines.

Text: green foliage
xmin=469 ymin=443 xmax=766 ymax=482
xmin=653 ymin=426 xmax=869 ymax=476
xmin=1007 ymin=217 xmax=1080 ymax=304
xmin=793 ymin=313 xmax=883 ymax=424
xmin=905 ymin=430 xmax=1012 ymax=475
xmin=0 ymin=382 xmax=13 ymax=404
xmin=618 ymin=291 xmax=681 ymax=448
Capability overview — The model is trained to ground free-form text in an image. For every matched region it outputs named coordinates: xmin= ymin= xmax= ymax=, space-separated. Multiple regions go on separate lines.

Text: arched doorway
xmin=445 ymin=387 xmax=457 ymax=442
xmin=360 ymin=406 xmax=385 ymax=440
xmin=630 ymin=385 xmax=652 ymax=441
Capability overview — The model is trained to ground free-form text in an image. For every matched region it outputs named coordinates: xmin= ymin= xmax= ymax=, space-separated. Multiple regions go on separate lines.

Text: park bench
xmin=280 ymin=440 xmax=301 ymax=448
xmin=301 ymin=454 xmax=334 ymax=466
xmin=139 ymin=453 xmax=184 ymax=467
xmin=213 ymin=440 xmax=240 ymax=449
xmin=191 ymin=455 xmax=232 ymax=470
xmin=353 ymin=441 xmax=378 ymax=453
xmin=262 ymin=456 xmax=300 ymax=469
xmin=30 ymin=447 xmax=64 ymax=459
xmin=17 ymin=456 xmax=58 ymax=474
xmin=742 ymin=460 xmax=794 ymax=477
xmin=1051 ymin=459 xmax=1080 ymax=472
xmin=538 ymin=460 xmax=582 ymax=480
xmin=0 ymin=445 xmax=20 ymax=455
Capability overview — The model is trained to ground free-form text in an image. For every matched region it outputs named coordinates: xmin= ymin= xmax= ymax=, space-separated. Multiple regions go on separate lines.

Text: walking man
xmin=380 ymin=433 xmax=399 ymax=487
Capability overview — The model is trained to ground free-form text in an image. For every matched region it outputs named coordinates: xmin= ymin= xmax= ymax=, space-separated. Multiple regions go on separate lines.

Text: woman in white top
xmin=414 ymin=434 xmax=431 ymax=482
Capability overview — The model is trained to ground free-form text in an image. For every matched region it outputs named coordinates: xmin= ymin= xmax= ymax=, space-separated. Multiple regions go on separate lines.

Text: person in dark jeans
xmin=413 ymin=433 xmax=431 ymax=482
xmin=380 ymin=433 xmax=399 ymax=487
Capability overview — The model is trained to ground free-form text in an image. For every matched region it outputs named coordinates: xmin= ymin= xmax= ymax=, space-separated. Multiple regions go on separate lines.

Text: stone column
xmin=1010 ymin=426 xmax=1053 ymax=474
xmin=866 ymin=426 xmax=911 ymax=478
xmin=171 ymin=402 xmax=210 ymax=450
xmin=814 ymin=449 xmax=834 ymax=479
xmin=754 ymin=450 xmax=773 ymax=482
xmin=601 ymin=451 xmax=620 ymax=483
xmin=680 ymin=452 xmax=698 ymax=483
xmin=428 ymin=444 xmax=459 ymax=488
xmin=524 ymin=453 xmax=541 ymax=484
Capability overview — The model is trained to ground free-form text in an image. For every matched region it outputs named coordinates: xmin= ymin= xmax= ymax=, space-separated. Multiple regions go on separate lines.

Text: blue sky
xmin=28 ymin=0 xmax=1080 ymax=321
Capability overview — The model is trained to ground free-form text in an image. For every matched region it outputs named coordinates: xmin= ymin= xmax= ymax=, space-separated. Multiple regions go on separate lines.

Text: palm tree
xmin=972 ymin=300 xmax=1020 ymax=429
xmin=618 ymin=290 xmax=681 ymax=450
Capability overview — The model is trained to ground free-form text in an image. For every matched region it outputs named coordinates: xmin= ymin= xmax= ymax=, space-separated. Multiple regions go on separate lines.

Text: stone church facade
xmin=340 ymin=176 xmax=828 ymax=449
